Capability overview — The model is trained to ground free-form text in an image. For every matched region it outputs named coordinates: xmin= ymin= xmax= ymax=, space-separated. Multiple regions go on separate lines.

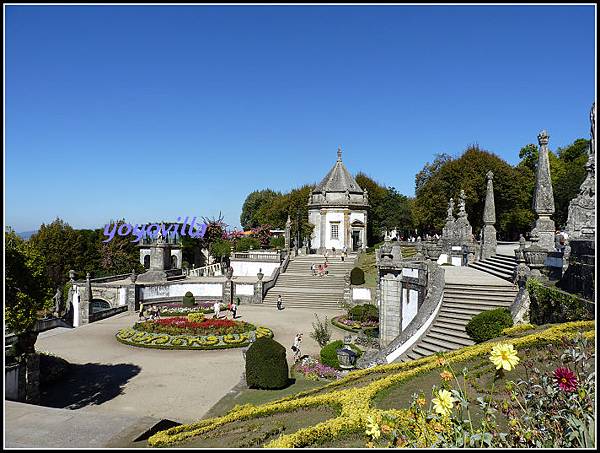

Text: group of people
xmin=311 ymin=262 xmax=329 ymax=277
xmin=138 ymin=303 xmax=161 ymax=321
xmin=214 ymin=300 xmax=238 ymax=319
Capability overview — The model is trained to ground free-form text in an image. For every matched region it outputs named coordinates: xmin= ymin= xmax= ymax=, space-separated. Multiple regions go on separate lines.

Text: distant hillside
xmin=17 ymin=230 xmax=38 ymax=240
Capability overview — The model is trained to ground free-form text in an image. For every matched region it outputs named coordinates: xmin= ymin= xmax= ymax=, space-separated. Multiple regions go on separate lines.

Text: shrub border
xmin=115 ymin=326 xmax=273 ymax=350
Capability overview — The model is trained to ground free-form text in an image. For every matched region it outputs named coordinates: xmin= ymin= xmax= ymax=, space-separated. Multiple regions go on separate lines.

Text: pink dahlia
xmin=554 ymin=367 xmax=578 ymax=392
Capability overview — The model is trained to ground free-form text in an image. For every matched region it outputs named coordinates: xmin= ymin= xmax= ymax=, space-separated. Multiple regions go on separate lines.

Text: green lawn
xmin=202 ymin=375 xmax=327 ymax=420
xmin=357 ymin=251 xmax=377 ymax=289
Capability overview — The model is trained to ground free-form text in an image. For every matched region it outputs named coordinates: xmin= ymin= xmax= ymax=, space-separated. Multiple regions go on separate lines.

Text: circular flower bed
xmin=154 ymin=301 xmax=227 ymax=317
xmin=331 ymin=315 xmax=378 ymax=332
xmin=116 ymin=316 xmax=273 ymax=350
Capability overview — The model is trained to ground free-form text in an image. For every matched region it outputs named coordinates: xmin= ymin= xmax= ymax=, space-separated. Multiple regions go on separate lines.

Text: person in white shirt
xmin=213 ymin=301 xmax=221 ymax=319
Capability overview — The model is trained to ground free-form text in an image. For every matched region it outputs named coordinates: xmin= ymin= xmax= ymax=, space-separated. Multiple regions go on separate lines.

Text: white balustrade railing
xmin=186 ymin=263 xmax=222 ymax=277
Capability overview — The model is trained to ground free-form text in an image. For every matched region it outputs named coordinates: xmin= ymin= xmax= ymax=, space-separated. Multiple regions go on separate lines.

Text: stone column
xmin=319 ymin=209 xmax=327 ymax=253
xmin=531 ymin=130 xmax=556 ymax=251
xmin=363 ymin=210 xmax=368 ymax=250
xmin=480 ymin=170 xmax=497 ymax=260
xmin=79 ymin=273 xmax=91 ymax=326
xmin=284 ymin=215 xmax=291 ymax=251
xmin=24 ymin=353 xmax=40 ymax=404
xmin=343 ymin=209 xmax=350 ymax=251
xmin=254 ymin=270 xmax=264 ymax=304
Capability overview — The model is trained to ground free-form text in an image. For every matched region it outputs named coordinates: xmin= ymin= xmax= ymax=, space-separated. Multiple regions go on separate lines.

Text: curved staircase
xmin=262 ymin=254 xmax=356 ymax=310
xmin=397 ymin=280 xmax=518 ymax=362
xmin=469 ymin=254 xmax=517 ymax=281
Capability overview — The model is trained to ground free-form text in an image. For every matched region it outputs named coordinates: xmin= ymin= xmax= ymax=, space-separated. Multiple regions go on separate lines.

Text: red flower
xmin=554 ymin=367 xmax=578 ymax=392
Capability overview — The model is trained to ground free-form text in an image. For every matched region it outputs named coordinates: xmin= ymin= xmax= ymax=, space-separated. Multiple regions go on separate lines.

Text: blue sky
xmin=5 ymin=5 xmax=596 ymax=232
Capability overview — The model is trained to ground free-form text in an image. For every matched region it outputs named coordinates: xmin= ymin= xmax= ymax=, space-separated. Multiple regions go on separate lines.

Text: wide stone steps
xmin=397 ymin=279 xmax=517 ymax=363
xmin=261 ymin=254 xmax=356 ymax=310
xmin=468 ymin=254 xmax=517 ymax=282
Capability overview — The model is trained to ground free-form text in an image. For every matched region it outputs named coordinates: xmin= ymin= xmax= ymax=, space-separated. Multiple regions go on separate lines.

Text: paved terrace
xmin=6 ymin=304 xmax=346 ymax=448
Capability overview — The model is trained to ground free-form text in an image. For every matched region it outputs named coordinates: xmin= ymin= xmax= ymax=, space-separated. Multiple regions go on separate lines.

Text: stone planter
xmin=336 ymin=347 xmax=358 ymax=370
xmin=523 ymin=244 xmax=548 ymax=277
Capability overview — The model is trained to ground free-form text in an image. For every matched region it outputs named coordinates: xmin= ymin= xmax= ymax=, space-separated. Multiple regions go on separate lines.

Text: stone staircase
xmin=263 ymin=254 xmax=357 ymax=310
xmin=397 ymin=282 xmax=518 ymax=362
xmin=469 ymin=254 xmax=517 ymax=282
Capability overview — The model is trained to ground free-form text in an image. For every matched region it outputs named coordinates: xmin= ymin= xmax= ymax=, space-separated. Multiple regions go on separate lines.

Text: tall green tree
xmin=240 ymin=189 xmax=281 ymax=229
xmin=5 ymin=229 xmax=50 ymax=351
xmin=29 ymin=218 xmax=80 ymax=289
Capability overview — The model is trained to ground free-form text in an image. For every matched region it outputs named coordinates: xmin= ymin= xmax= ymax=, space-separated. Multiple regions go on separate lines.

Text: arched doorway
xmin=90 ymin=299 xmax=111 ymax=315
xmin=144 ymin=255 xmax=150 ymax=269
xmin=171 ymin=255 xmax=178 ymax=269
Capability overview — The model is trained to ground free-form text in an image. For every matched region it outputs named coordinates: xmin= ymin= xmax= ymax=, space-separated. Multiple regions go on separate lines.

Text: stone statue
xmin=53 ymin=288 xmax=62 ymax=316
xmin=345 ymin=188 xmax=350 ymax=199
xmin=156 ymin=228 xmax=164 ymax=243
xmin=447 ymin=198 xmax=455 ymax=220
xmin=458 ymin=190 xmax=467 ymax=217
xmin=364 ymin=188 xmax=369 ymax=203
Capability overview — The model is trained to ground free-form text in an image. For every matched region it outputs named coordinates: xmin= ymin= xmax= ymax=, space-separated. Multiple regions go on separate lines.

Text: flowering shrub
xmin=365 ymin=333 xmax=595 ymax=448
xmin=187 ymin=313 xmax=205 ymax=323
xmin=294 ymin=357 xmax=342 ymax=381
xmin=333 ymin=315 xmax=379 ymax=331
xmin=135 ymin=317 xmax=251 ymax=336
xmin=146 ymin=321 xmax=594 ymax=448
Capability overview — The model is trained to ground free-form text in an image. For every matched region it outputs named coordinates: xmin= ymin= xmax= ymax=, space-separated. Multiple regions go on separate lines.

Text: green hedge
xmin=245 ymin=337 xmax=289 ymax=389
xmin=348 ymin=304 xmax=378 ymax=322
xmin=527 ymin=279 xmax=595 ymax=324
xmin=350 ymin=267 xmax=365 ymax=285
xmin=465 ymin=308 xmax=513 ymax=343
xmin=320 ymin=340 xmax=363 ymax=370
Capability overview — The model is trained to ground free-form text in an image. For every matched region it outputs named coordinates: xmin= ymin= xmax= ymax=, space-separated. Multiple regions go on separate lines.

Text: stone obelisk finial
xmin=531 ymin=130 xmax=556 ymax=251
xmin=480 ymin=170 xmax=497 ymax=260
xmin=337 ymin=145 xmax=342 ymax=162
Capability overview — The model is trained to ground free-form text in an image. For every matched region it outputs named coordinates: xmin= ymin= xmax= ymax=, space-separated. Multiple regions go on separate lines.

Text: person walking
xmin=213 ymin=301 xmax=221 ymax=319
xmin=231 ymin=301 xmax=238 ymax=319
xmin=277 ymin=294 xmax=283 ymax=310
xmin=139 ymin=303 xmax=146 ymax=321
xmin=292 ymin=333 xmax=303 ymax=362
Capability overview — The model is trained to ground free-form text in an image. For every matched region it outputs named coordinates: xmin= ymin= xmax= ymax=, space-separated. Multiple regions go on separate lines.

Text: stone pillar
xmin=480 ymin=170 xmax=497 ymax=260
xmin=531 ymin=130 xmax=556 ymax=251
xmin=343 ymin=209 xmax=350 ymax=251
xmin=24 ymin=353 xmax=40 ymax=404
xmin=79 ymin=273 xmax=91 ymax=326
xmin=343 ymin=272 xmax=352 ymax=306
xmin=284 ymin=215 xmax=291 ymax=251
xmin=379 ymin=271 xmax=402 ymax=347
xmin=254 ymin=270 xmax=264 ymax=304
xmin=319 ymin=209 xmax=327 ymax=253
xmin=362 ymin=210 xmax=368 ymax=250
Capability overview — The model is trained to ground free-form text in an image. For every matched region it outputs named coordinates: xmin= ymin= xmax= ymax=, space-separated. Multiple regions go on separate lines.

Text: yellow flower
xmin=365 ymin=415 xmax=381 ymax=439
xmin=440 ymin=370 xmax=453 ymax=382
xmin=431 ymin=389 xmax=456 ymax=417
xmin=435 ymin=356 xmax=446 ymax=366
xmin=416 ymin=397 xmax=426 ymax=407
xmin=489 ymin=343 xmax=520 ymax=371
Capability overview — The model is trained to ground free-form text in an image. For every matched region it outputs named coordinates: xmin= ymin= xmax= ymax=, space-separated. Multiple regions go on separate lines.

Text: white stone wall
xmin=140 ymin=283 xmax=223 ymax=300
xmin=325 ymin=211 xmax=345 ymax=250
xmin=234 ymin=283 xmax=255 ymax=296
xmin=230 ymin=261 xmax=279 ymax=278
xmin=402 ymin=288 xmax=419 ymax=330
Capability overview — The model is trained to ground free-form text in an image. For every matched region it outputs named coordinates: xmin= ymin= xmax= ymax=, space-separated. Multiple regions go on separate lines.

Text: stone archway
xmin=90 ymin=299 xmax=111 ymax=315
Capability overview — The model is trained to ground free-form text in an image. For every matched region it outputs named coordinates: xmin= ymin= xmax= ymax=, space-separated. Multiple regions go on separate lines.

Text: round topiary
xmin=465 ymin=308 xmax=513 ymax=343
xmin=245 ymin=337 xmax=289 ymax=389
xmin=320 ymin=340 xmax=363 ymax=369
xmin=182 ymin=291 xmax=195 ymax=308
xmin=350 ymin=267 xmax=365 ymax=286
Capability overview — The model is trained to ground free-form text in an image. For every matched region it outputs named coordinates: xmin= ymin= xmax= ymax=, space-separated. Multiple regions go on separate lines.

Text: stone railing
xmin=356 ymin=262 xmax=445 ymax=368
xmin=262 ymin=253 xmax=291 ymax=298
xmin=231 ymin=250 xmax=283 ymax=262
xmin=89 ymin=305 xmax=128 ymax=323
xmin=186 ymin=263 xmax=223 ymax=277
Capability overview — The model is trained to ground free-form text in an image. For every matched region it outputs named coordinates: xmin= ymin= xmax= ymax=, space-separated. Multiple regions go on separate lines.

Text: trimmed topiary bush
xmin=245 ymin=337 xmax=289 ymax=389
xmin=350 ymin=267 xmax=365 ymax=285
xmin=320 ymin=340 xmax=362 ymax=370
xmin=465 ymin=308 xmax=513 ymax=343
xmin=182 ymin=291 xmax=195 ymax=308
